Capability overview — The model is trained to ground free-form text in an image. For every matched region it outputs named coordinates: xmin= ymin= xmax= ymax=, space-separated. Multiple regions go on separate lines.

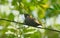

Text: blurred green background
xmin=0 ymin=0 xmax=60 ymax=38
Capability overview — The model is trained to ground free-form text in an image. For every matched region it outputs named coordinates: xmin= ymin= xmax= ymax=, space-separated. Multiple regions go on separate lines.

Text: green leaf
xmin=45 ymin=26 xmax=59 ymax=38
xmin=8 ymin=13 xmax=14 ymax=20
xmin=24 ymin=31 xmax=42 ymax=38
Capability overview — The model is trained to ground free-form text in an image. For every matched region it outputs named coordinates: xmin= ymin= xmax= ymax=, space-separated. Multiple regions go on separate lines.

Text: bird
xmin=24 ymin=14 xmax=42 ymax=27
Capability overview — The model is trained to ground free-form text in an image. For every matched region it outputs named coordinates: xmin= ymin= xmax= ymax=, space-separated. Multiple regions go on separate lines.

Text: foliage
xmin=0 ymin=0 xmax=60 ymax=38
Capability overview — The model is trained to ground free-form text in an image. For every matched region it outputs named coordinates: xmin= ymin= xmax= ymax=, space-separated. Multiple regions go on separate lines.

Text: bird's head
xmin=24 ymin=14 xmax=30 ymax=17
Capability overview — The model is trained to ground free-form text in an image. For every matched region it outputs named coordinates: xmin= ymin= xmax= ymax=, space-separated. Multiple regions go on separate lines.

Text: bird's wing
xmin=34 ymin=20 xmax=40 ymax=24
xmin=30 ymin=17 xmax=41 ymax=25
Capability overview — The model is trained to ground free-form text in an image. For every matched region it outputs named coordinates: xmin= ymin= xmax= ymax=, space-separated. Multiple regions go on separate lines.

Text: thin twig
xmin=37 ymin=27 xmax=60 ymax=32
xmin=0 ymin=18 xmax=60 ymax=32
xmin=0 ymin=18 xmax=23 ymax=24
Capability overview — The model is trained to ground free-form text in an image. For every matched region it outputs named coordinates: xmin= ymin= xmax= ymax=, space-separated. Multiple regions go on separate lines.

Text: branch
xmin=0 ymin=18 xmax=60 ymax=33
xmin=0 ymin=18 xmax=23 ymax=24
xmin=37 ymin=27 xmax=60 ymax=32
